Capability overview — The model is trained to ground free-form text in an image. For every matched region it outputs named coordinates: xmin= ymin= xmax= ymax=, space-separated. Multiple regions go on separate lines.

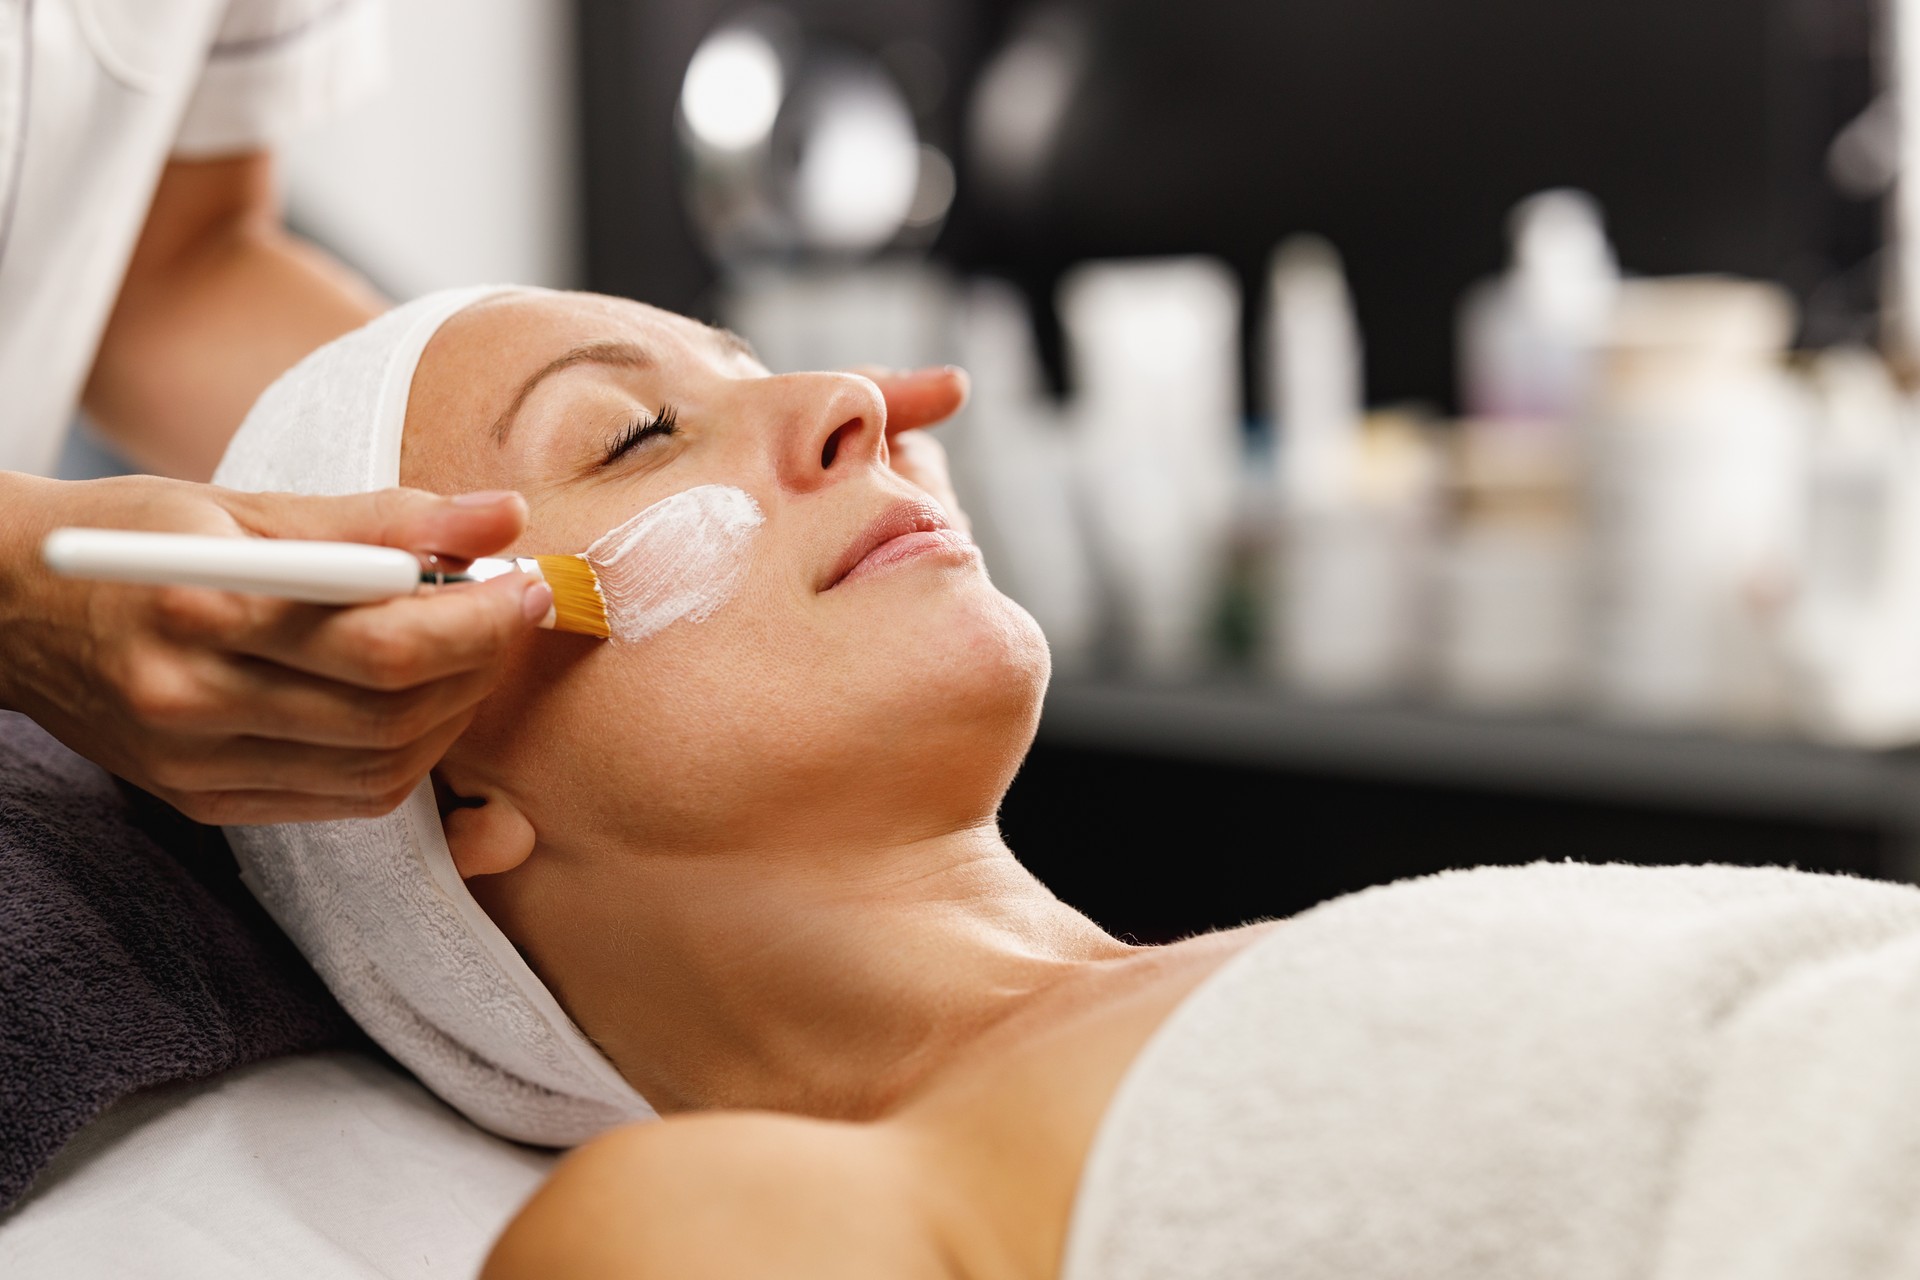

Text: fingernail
xmin=521 ymin=581 xmax=554 ymax=625
xmin=454 ymin=489 xmax=521 ymax=508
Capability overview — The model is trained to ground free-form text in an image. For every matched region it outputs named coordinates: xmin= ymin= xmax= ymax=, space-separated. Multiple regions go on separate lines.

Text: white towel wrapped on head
xmin=212 ymin=287 xmax=654 ymax=1145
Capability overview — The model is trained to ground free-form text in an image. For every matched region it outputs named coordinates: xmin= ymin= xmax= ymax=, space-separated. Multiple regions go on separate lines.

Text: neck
xmin=524 ymin=821 xmax=1132 ymax=1118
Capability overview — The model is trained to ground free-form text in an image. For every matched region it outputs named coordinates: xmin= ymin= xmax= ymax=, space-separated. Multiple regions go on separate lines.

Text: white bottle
xmin=1584 ymin=277 xmax=1804 ymax=730
xmin=1059 ymin=256 xmax=1243 ymax=676
xmin=1267 ymin=235 xmax=1363 ymax=513
xmin=1458 ymin=189 xmax=1619 ymax=428
xmin=1433 ymin=429 xmax=1585 ymax=712
xmin=1789 ymin=347 xmax=1920 ymax=744
xmin=1262 ymin=236 xmax=1435 ymax=700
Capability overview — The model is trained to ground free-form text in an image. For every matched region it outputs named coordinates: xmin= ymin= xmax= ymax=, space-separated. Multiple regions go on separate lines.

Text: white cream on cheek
xmin=584 ymin=484 xmax=765 ymax=643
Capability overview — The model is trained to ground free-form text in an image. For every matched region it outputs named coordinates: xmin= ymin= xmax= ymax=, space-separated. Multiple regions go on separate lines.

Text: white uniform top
xmin=0 ymin=0 xmax=384 ymax=478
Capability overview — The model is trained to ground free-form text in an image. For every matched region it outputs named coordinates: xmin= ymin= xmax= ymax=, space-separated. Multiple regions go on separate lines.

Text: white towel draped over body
xmin=1061 ymin=861 xmax=1920 ymax=1280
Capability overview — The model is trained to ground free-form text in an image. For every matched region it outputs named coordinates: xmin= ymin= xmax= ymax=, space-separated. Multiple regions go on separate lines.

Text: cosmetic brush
xmin=40 ymin=528 xmax=612 ymax=638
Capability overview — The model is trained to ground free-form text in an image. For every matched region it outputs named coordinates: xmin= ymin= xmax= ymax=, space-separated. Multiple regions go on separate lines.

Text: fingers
xmin=154 ymin=710 xmax=473 ymax=800
xmin=223 ymin=486 xmax=530 ymax=562
xmin=856 ymin=365 xmax=970 ymax=434
xmin=153 ymin=711 xmax=475 ymax=824
xmin=167 ymin=789 xmax=418 ymax=825
xmin=115 ymin=599 xmax=504 ymax=822
xmin=158 ymin=655 xmax=501 ymax=748
xmin=163 ymin=571 xmax=548 ymax=689
xmin=120 ymin=546 xmax=549 ymax=824
xmin=25 ymin=476 xmax=548 ymax=826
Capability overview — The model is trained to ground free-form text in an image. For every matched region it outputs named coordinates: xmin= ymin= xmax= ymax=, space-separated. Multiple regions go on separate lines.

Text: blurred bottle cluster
xmin=726 ymin=187 xmax=1920 ymax=747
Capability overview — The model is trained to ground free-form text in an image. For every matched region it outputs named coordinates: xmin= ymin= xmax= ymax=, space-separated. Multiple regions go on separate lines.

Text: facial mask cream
xmin=584 ymin=484 xmax=764 ymax=642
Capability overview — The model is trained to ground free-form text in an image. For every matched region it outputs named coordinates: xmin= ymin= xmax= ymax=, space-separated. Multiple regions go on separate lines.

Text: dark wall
xmin=1000 ymin=743 xmax=1888 ymax=943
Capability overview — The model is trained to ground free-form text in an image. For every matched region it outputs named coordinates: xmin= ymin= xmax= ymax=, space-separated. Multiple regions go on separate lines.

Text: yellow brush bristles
xmin=532 ymin=554 xmax=612 ymax=638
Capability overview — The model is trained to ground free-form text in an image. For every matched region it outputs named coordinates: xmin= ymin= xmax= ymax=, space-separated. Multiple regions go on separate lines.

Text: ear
xmin=431 ymin=767 xmax=536 ymax=880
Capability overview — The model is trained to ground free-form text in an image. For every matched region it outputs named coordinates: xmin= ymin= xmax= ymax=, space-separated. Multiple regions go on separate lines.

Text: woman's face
xmin=400 ymin=291 xmax=1049 ymax=867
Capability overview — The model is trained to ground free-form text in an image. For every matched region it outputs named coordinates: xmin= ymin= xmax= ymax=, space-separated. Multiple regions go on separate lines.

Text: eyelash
xmin=601 ymin=404 xmax=679 ymax=467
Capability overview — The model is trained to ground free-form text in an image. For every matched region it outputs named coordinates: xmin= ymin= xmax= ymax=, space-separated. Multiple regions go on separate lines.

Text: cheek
xmin=477 ymin=585 xmax=806 ymax=845
xmin=470 ymin=564 xmax=1049 ymax=847
xmin=762 ymin=567 xmax=1050 ymax=768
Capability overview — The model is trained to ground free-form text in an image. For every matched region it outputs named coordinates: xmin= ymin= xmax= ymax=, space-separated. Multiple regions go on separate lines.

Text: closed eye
xmin=600 ymin=404 xmax=679 ymax=468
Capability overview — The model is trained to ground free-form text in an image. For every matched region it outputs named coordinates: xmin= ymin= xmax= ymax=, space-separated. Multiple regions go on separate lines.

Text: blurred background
xmin=277 ymin=0 xmax=1920 ymax=941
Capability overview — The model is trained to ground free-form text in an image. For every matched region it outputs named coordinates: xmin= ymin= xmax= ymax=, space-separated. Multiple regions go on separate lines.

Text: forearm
xmin=82 ymin=156 xmax=385 ymax=482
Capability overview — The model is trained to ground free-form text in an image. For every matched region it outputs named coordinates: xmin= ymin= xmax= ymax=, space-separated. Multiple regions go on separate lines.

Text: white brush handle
xmin=42 ymin=528 xmax=424 ymax=605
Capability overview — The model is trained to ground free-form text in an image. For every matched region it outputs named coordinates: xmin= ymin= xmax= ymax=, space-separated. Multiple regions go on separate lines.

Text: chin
xmin=885 ymin=569 xmax=1051 ymax=752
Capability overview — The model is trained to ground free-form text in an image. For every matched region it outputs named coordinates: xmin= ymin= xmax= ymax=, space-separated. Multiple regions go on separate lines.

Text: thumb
xmin=227 ymin=487 xmax=529 ymax=560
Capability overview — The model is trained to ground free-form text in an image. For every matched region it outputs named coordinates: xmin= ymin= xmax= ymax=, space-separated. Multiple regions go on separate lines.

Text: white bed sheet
xmin=0 ymin=1051 xmax=559 ymax=1279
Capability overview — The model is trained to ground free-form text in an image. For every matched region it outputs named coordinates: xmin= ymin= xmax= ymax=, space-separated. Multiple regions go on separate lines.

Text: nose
xmin=766 ymin=372 xmax=888 ymax=494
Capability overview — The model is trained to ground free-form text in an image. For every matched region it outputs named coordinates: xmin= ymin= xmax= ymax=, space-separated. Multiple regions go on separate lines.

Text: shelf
xmin=1037 ymin=680 xmax=1920 ymax=831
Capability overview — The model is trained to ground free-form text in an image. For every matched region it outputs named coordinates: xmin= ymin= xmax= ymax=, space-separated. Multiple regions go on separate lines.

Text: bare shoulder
xmin=483 ymin=1111 xmax=958 ymax=1280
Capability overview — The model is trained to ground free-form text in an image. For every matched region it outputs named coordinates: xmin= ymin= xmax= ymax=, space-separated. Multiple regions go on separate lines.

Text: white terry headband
xmin=212 ymin=286 xmax=656 ymax=1145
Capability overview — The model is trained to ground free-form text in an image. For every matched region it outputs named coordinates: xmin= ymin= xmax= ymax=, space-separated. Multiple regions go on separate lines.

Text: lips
xmin=822 ymin=498 xmax=969 ymax=591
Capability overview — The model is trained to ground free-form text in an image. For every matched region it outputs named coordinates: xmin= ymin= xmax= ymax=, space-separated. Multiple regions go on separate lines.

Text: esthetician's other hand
xmin=863 ymin=365 xmax=972 ymax=533
xmin=0 ymin=474 xmax=550 ymax=824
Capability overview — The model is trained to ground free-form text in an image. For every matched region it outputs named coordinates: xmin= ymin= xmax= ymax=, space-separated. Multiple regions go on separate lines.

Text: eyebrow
xmin=491 ymin=340 xmax=656 ymax=444
xmin=489 ymin=326 xmax=763 ymax=445
xmin=710 ymin=326 xmax=761 ymax=365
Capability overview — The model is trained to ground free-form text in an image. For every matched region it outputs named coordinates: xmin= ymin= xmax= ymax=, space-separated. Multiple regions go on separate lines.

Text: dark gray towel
xmin=0 ymin=711 xmax=359 ymax=1212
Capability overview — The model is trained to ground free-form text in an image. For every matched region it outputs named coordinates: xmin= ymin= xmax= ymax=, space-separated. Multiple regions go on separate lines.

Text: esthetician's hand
xmin=865 ymin=365 xmax=972 ymax=533
xmin=0 ymin=473 xmax=550 ymax=824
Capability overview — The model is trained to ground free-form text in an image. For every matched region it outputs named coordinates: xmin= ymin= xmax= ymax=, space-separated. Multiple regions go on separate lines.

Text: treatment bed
xmin=0 ymin=1050 xmax=551 ymax=1278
